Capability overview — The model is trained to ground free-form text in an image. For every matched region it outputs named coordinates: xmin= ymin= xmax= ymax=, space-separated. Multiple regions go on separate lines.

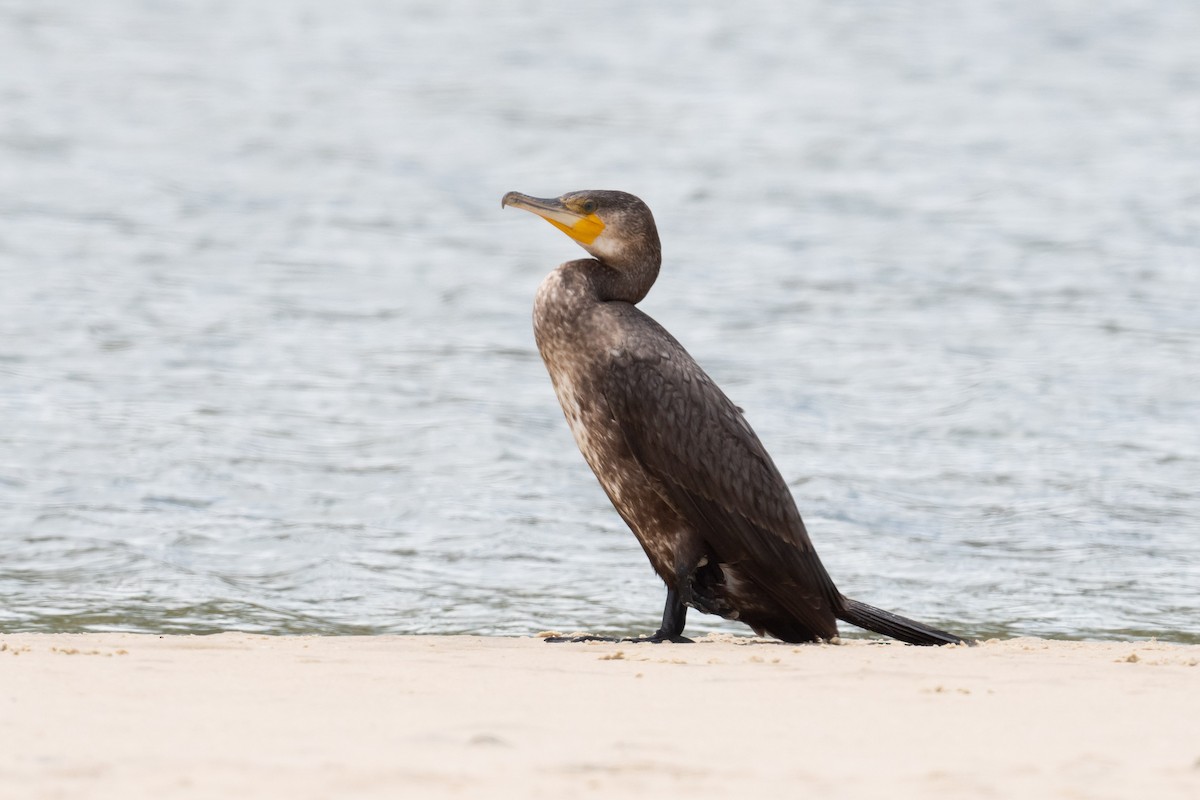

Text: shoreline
xmin=3 ymin=633 xmax=1198 ymax=798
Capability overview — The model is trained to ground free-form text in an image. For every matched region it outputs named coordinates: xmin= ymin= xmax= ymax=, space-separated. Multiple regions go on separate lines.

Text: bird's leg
xmin=640 ymin=585 xmax=691 ymax=643
xmin=543 ymin=587 xmax=692 ymax=644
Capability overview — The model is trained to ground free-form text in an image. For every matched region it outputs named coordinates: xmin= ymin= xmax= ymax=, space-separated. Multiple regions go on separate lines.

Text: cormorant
xmin=503 ymin=189 xmax=966 ymax=646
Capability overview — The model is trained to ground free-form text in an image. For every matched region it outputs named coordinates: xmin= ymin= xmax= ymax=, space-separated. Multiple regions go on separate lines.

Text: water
xmin=1 ymin=1 xmax=1197 ymax=642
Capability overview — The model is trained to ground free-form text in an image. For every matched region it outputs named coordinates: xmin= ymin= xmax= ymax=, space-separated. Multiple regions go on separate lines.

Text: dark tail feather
xmin=838 ymin=597 xmax=969 ymax=646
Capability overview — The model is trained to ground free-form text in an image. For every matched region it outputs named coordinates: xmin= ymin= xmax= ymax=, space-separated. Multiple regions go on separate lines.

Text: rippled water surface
xmin=2 ymin=1 xmax=1198 ymax=642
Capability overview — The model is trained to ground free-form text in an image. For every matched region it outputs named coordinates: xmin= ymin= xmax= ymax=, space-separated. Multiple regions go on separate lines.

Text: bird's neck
xmin=582 ymin=251 xmax=661 ymax=305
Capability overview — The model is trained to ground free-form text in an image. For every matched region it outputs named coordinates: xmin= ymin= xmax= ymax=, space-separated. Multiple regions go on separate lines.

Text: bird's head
xmin=501 ymin=190 xmax=661 ymax=279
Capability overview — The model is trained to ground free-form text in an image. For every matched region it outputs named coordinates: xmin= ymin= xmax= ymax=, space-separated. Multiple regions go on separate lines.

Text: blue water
xmin=1 ymin=1 xmax=1198 ymax=642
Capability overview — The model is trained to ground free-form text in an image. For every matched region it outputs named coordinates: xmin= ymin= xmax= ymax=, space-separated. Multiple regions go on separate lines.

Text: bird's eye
xmin=581 ymin=199 xmax=597 ymax=214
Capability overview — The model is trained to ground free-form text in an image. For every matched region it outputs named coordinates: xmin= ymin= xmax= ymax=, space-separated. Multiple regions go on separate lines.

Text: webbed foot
xmin=627 ymin=630 xmax=693 ymax=644
xmin=543 ymin=629 xmax=693 ymax=644
xmin=545 ymin=586 xmax=694 ymax=644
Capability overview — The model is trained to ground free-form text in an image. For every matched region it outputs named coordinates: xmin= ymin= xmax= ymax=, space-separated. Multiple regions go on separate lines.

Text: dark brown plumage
xmin=502 ymin=189 xmax=966 ymax=645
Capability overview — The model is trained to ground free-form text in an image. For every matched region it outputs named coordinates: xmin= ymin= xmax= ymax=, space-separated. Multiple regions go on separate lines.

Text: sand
xmin=1 ymin=633 xmax=1197 ymax=799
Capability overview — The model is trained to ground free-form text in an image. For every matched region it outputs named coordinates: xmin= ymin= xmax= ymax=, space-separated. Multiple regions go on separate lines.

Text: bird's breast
xmin=532 ymin=276 xmax=692 ymax=577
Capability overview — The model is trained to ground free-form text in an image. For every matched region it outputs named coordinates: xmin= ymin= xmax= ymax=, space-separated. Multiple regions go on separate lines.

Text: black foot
xmin=629 ymin=630 xmax=694 ymax=644
xmin=543 ymin=630 xmax=693 ymax=644
xmin=546 ymin=587 xmax=693 ymax=644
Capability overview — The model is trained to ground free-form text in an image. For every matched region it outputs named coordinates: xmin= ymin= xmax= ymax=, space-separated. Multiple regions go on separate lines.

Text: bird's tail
xmin=838 ymin=597 xmax=969 ymax=646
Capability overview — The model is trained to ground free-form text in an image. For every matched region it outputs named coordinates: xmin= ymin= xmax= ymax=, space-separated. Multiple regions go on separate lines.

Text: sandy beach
xmin=2 ymin=633 xmax=1198 ymax=799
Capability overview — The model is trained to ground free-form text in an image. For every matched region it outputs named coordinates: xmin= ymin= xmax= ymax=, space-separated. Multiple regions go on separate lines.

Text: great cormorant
xmin=503 ymin=189 xmax=966 ymax=646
